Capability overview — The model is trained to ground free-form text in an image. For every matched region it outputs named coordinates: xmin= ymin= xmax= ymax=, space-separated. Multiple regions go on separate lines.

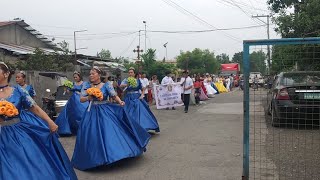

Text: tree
xmin=216 ymin=53 xmax=230 ymax=64
xmin=268 ymin=0 xmax=320 ymax=38
xmin=97 ymin=49 xmax=112 ymax=60
xmin=232 ymin=51 xmax=243 ymax=73
xmin=141 ymin=49 xmax=157 ymax=71
xmin=268 ymin=0 xmax=320 ymax=73
xmin=17 ymin=41 xmax=74 ymax=71
xmin=176 ymin=48 xmax=220 ymax=74
xmin=250 ymin=51 xmax=267 ymax=74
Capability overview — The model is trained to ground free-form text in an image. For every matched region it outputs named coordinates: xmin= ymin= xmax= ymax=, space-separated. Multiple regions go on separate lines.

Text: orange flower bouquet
xmin=86 ymin=87 xmax=103 ymax=101
xmin=0 ymin=101 xmax=19 ymax=117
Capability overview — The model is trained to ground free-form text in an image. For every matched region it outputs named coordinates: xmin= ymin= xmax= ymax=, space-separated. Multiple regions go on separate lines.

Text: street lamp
xmin=74 ymin=30 xmax=87 ymax=65
xmin=143 ymin=21 xmax=147 ymax=52
xmin=163 ymin=42 xmax=168 ymax=61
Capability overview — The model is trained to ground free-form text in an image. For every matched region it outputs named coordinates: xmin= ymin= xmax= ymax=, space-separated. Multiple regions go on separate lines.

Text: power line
xmin=148 ymin=24 xmax=266 ymax=33
xmin=161 ymin=0 xmax=241 ymax=42
xmin=119 ymin=34 xmax=139 ymax=57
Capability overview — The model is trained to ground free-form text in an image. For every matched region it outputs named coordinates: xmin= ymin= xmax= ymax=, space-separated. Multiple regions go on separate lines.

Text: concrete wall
xmin=0 ymin=24 xmax=50 ymax=48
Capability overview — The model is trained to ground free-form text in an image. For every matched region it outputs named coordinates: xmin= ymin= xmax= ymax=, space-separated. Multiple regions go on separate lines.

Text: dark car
xmin=267 ymin=71 xmax=320 ymax=126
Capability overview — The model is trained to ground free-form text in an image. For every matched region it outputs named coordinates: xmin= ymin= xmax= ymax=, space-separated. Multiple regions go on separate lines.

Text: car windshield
xmin=281 ymin=72 xmax=320 ymax=86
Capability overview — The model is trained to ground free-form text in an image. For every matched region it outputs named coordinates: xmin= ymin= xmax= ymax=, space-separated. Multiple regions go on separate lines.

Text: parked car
xmin=267 ymin=71 xmax=320 ymax=126
xmin=249 ymin=72 xmax=264 ymax=87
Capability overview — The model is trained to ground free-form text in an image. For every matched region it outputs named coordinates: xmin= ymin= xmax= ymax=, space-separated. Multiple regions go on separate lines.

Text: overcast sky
xmin=2 ymin=0 xmax=278 ymax=60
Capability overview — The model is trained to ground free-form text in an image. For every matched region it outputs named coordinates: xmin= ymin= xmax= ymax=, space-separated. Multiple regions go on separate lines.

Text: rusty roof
xmin=0 ymin=21 xmax=15 ymax=27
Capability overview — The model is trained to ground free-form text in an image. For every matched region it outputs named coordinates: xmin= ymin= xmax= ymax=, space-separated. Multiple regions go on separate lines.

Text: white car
xmin=249 ymin=72 xmax=264 ymax=86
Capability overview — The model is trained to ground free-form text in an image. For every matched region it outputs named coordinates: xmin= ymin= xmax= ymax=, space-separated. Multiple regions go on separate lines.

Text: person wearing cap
xmin=0 ymin=62 xmax=78 ymax=180
xmin=180 ymin=70 xmax=194 ymax=113
xmin=55 ymin=71 xmax=89 ymax=135
xmin=72 ymin=66 xmax=150 ymax=170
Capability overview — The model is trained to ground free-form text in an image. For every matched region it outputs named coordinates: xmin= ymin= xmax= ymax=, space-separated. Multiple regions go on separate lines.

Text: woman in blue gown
xmin=15 ymin=70 xmax=48 ymax=128
xmin=0 ymin=62 xmax=77 ymax=180
xmin=72 ymin=67 xmax=150 ymax=171
xmin=55 ymin=71 xmax=89 ymax=135
xmin=120 ymin=67 xmax=160 ymax=132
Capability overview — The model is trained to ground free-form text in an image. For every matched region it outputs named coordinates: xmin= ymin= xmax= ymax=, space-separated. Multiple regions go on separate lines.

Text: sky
xmin=2 ymin=0 xmax=279 ymax=61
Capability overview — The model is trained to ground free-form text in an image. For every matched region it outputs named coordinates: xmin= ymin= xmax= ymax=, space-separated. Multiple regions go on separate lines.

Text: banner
xmin=153 ymin=83 xmax=183 ymax=109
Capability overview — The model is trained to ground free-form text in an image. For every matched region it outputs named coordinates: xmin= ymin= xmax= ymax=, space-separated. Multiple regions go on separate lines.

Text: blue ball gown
xmin=122 ymin=78 xmax=160 ymax=132
xmin=55 ymin=82 xmax=89 ymax=135
xmin=18 ymin=84 xmax=48 ymax=128
xmin=72 ymin=82 xmax=151 ymax=170
xmin=0 ymin=86 xmax=77 ymax=180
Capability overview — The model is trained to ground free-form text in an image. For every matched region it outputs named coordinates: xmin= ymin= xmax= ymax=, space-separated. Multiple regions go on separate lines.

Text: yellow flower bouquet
xmin=0 ymin=101 xmax=19 ymax=117
xmin=86 ymin=87 xmax=103 ymax=101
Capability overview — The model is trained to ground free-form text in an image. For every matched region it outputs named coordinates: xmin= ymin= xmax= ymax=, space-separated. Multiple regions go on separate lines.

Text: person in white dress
xmin=161 ymin=71 xmax=175 ymax=110
xmin=204 ymin=73 xmax=217 ymax=98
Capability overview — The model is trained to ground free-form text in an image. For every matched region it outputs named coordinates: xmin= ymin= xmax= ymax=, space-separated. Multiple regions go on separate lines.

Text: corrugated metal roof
xmin=0 ymin=20 xmax=56 ymax=48
xmin=0 ymin=42 xmax=55 ymax=55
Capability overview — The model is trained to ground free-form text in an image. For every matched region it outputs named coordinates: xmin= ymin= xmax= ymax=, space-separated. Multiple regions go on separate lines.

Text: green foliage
xmin=216 ymin=53 xmax=230 ymax=64
xmin=268 ymin=0 xmax=320 ymax=73
xmin=16 ymin=41 xmax=74 ymax=71
xmin=250 ymin=51 xmax=267 ymax=74
xmin=176 ymin=48 xmax=220 ymax=74
xmin=232 ymin=51 xmax=243 ymax=72
xmin=97 ymin=49 xmax=112 ymax=60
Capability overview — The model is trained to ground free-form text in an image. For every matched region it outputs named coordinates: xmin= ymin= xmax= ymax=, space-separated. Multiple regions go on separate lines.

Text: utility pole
xmin=143 ymin=21 xmax=147 ymax=52
xmin=252 ymin=15 xmax=271 ymax=74
xmin=163 ymin=42 xmax=168 ymax=61
xmin=73 ymin=30 xmax=87 ymax=65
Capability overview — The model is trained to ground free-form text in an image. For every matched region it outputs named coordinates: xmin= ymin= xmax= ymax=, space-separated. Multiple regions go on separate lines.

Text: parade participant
xmin=0 ymin=62 xmax=77 ymax=180
xmin=194 ymin=75 xmax=202 ymax=105
xmin=55 ymin=71 xmax=89 ymax=135
xmin=161 ymin=71 xmax=175 ymax=110
xmin=181 ymin=71 xmax=193 ymax=113
xmin=15 ymin=71 xmax=48 ymax=127
xmin=120 ymin=67 xmax=160 ymax=132
xmin=204 ymin=73 xmax=217 ymax=98
xmin=215 ymin=77 xmax=228 ymax=93
xmin=149 ymin=75 xmax=159 ymax=104
xmin=72 ymin=67 xmax=150 ymax=170
xmin=141 ymin=73 xmax=149 ymax=103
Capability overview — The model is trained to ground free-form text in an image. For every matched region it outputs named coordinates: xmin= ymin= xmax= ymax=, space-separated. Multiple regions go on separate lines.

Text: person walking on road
xmin=181 ymin=71 xmax=193 ymax=113
xmin=161 ymin=71 xmax=175 ymax=110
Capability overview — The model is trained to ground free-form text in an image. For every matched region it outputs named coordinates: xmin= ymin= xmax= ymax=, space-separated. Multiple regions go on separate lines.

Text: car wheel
xmin=271 ymin=106 xmax=280 ymax=127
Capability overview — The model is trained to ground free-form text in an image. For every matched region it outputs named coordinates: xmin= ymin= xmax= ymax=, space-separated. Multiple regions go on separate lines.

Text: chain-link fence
xmin=242 ymin=38 xmax=320 ymax=180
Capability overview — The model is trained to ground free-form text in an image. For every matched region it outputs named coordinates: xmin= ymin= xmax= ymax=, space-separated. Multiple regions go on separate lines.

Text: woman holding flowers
xmin=120 ymin=67 xmax=160 ymax=132
xmin=0 ymin=62 xmax=77 ymax=180
xmin=55 ymin=71 xmax=89 ymax=135
xmin=16 ymin=71 xmax=49 ymax=128
xmin=72 ymin=67 xmax=150 ymax=170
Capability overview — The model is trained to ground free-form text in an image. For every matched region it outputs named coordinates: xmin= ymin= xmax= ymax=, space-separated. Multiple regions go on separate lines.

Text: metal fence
xmin=242 ymin=38 xmax=320 ymax=180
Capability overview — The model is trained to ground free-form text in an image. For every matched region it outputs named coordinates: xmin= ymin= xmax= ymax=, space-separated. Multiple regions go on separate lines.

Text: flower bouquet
xmin=86 ymin=87 xmax=103 ymax=101
xmin=0 ymin=101 xmax=19 ymax=117
xmin=63 ymin=80 xmax=74 ymax=89
xmin=127 ymin=77 xmax=137 ymax=88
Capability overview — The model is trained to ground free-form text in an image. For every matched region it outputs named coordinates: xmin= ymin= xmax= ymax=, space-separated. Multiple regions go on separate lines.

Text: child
xmin=194 ymin=75 xmax=202 ymax=106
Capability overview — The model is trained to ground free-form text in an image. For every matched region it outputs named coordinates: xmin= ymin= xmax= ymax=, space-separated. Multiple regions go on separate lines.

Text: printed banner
xmin=154 ymin=83 xmax=183 ymax=109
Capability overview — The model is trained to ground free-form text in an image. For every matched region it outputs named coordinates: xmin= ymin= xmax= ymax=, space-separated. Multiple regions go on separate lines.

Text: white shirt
xmin=181 ymin=76 xmax=193 ymax=94
xmin=161 ymin=76 xmax=174 ymax=85
xmin=140 ymin=78 xmax=149 ymax=94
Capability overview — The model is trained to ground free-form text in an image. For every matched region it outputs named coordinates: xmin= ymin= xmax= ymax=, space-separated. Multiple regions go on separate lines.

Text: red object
xmin=148 ymin=89 xmax=153 ymax=104
xmin=194 ymin=81 xmax=201 ymax=88
xmin=200 ymin=81 xmax=207 ymax=95
xmin=276 ymin=88 xmax=290 ymax=100
xmin=221 ymin=63 xmax=240 ymax=71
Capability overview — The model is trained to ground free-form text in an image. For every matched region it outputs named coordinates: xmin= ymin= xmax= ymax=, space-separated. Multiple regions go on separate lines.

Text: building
xmin=0 ymin=19 xmax=56 ymax=63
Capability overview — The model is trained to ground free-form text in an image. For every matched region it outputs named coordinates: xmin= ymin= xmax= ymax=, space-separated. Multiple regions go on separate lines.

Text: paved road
xmin=60 ymin=90 xmax=244 ymax=180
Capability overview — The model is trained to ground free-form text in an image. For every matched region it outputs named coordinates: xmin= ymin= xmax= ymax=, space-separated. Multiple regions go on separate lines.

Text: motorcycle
xmin=42 ymin=89 xmax=56 ymax=120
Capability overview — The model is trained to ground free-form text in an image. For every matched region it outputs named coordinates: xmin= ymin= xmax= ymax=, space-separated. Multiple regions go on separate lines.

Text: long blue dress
xmin=18 ymin=84 xmax=48 ymax=128
xmin=122 ymin=78 xmax=160 ymax=132
xmin=72 ymin=82 xmax=150 ymax=170
xmin=0 ymin=86 xmax=77 ymax=180
xmin=55 ymin=82 xmax=89 ymax=135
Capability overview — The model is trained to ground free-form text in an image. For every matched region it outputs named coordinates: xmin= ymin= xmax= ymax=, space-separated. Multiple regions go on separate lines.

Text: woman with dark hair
xmin=72 ymin=67 xmax=150 ymax=170
xmin=120 ymin=67 xmax=160 ymax=132
xmin=0 ymin=62 xmax=77 ymax=180
xmin=15 ymin=71 xmax=48 ymax=127
xmin=16 ymin=71 xmax=36 ymax=98
xmin=55 ymin=71 xmax=89 ymax=135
